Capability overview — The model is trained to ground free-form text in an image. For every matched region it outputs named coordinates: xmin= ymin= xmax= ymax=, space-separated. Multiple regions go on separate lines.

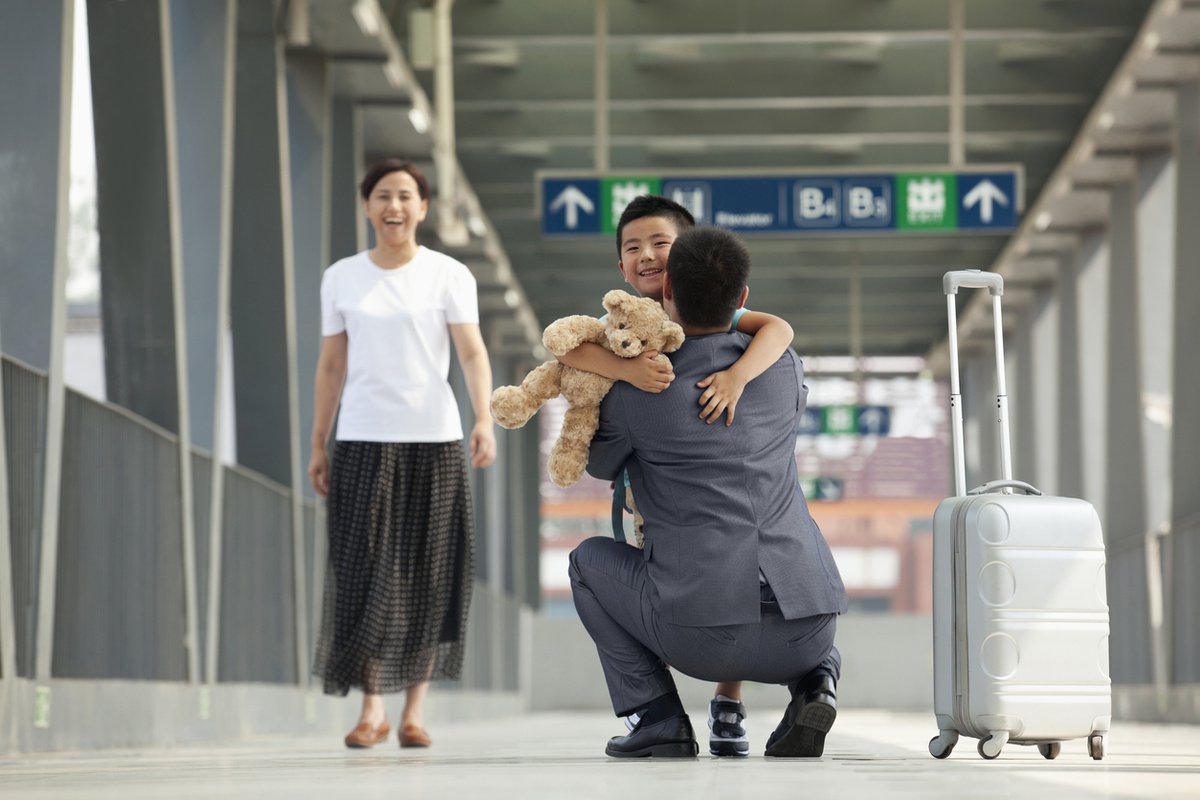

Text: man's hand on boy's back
xmin=697 ymin=368 xmax=749 ymax=426
xmin=621 ymin=350 xmax=675 ymax=393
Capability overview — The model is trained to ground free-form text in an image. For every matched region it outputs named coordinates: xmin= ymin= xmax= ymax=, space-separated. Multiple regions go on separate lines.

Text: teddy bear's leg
xmin=490 ymin=361 xmax=562 ymax=429
xmin=547 ymin=404 xmax=601 ymax=487
xmin=625 ymin=487 xmax=646 ymax=549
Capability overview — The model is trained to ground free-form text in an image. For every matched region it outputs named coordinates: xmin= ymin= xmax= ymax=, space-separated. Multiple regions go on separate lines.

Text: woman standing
xmin=309 ymin=159 xmax=496 ymax=749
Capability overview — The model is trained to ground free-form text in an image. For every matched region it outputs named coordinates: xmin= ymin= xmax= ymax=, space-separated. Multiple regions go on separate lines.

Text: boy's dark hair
xmin=359 ymin=158 xmax=430 ymax=201
xmin=666 ymin=226 xmax=751 ymax=329
xmin=614 ymin=194 xmax=695 ymax=254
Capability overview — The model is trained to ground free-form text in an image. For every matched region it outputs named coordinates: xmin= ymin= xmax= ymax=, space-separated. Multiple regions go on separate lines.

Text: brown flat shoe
xmin=344 ymin=720 xmax=391 ymax=749
xmin=399 ymin=723 xmax=432 ymax=748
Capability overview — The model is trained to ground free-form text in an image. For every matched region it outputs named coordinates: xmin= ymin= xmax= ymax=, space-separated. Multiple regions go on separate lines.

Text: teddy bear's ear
xmin=602 ymin=289 xmax=629 ymax=313
xmin=661 ymin=320 xmax=686 ymax=352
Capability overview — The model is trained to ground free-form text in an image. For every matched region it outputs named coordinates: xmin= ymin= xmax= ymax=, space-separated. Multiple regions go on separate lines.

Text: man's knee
xmin=568 ymin=536 xmax=614 ymax=587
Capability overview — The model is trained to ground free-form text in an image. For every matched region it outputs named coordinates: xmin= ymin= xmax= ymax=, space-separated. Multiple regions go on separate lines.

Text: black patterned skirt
xmin=313 ymin=440 xmax=475 ymax=696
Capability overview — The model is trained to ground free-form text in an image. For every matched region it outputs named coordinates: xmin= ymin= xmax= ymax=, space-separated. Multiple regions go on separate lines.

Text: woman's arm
xmin=557 ymin=342 xmax=674 ymax=393
xmin=449 ymin=323 xmax=497 ymax=468
xmin=308 ymin=333 xmax=348 ymax=497
xmin=697 ymin=310 xmax=795 ymax=425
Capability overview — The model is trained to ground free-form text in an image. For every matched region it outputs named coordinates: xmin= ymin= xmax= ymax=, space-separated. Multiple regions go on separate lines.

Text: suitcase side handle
xmin=967 ymin=479 xmax=1042 ymax=496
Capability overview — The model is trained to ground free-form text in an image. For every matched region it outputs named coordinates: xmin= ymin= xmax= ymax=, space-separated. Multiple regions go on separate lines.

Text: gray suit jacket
xmin=586 ymin=332 xmax=848 ymax=627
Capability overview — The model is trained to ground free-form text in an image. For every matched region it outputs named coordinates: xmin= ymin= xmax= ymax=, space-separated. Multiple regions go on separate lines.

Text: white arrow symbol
xmin=549 ymin=185 xmax=595 ymax=229
xmin=963 ymin=179 xmax=1008 ymax=224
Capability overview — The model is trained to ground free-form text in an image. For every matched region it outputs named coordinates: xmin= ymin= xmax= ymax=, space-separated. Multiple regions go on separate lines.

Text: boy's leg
xmin=624 ymin=486 xmax=646 ymax=549
xmin=709 ymin=682 xmax=749 ymax=757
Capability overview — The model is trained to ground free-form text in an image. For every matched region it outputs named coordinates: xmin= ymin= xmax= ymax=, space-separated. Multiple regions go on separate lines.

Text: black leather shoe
xmin=764 ymin=674 xmax=837 ymax=757
xmin=605 ymin=714 xmax=699 ymax=758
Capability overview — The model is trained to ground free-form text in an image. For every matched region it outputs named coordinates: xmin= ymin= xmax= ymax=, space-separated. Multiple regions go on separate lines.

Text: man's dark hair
xmin=614 ymin=194 xmax=695 ymax=254
xmin=666 ymin=226 xmax=751 ymax=329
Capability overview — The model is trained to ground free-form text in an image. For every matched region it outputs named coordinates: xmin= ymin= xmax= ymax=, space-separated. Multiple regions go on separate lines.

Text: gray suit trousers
xmin=569 ymin=537 xmax=839 ymax=716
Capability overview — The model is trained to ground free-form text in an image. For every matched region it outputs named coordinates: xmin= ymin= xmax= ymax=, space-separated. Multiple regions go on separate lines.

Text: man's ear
xmin=736 ymin=285 xmax=749 ymax=309
xmin=661 ymin=273 xmax=673 ymax=303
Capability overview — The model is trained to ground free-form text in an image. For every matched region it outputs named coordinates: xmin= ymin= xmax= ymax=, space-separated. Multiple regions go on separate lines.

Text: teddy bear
xmin=490 ymin=289 xmax=685 ymax=488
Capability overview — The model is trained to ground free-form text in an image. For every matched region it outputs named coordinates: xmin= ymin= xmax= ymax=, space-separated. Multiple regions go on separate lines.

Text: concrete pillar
xmin=1135 ymin=156 xmax=1175 ymax=553
xmin=328 ymin=97 xmax=363 ymax=262
xmin=229 ymin=0 xmax=296 ymax=485
xmin=1105 ymin=180 xmax=1151 ymax=685
xmin=169 ymin=0 xmax=236 ymax=687
xmin=521 ymin=420 xmax=542 ymax=608
xmin=0 ymin=0 xmax=74 ymax=690
xmin=285 ymin=50 xmax=331 ymax=499
xmin=1134 ymin=150 xmax=1176 ymax=700
xmin=1012 ymin=303 xmax=1037 ymax=483
xmin=1075 ymin=230 xmax=1110 ymax=517
xmin=169 ymin=0 xmax=235 ymax=452
xmin=229 ymin=0 xmax=307 ymax=684
xmin=0 ymin=1 xmax=72 ymax=371
xmin=87 ymin=0 xmax=200 ymax=684
xmin=1056 ymin=255 xmax=1084 ymax=499
xmin=1028 ymin=285 xmax=1060 ymax=496
xmin=959 ymin=356 xmax=995 ymax=491
xmin=88 ymin=0 xmax=182 ymax=430
xmin=1170 ymin=83 xmax=1200 ymax=685
xmin=977 ymin=355 xmax=1000 ymax=487
xmin=1103 ymin=183 xmax=1143 ymax=537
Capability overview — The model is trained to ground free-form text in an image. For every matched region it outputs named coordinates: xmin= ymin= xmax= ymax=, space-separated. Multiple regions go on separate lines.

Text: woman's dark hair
xmin=666 ymin=225 xmax=751 ymax=329
xmin=359 ymin=158 xmax=430 ymax=201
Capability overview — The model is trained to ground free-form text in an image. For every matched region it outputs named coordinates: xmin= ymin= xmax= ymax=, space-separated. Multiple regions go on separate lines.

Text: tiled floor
xmin=2 ymin=710 xmax=1198 ymax=799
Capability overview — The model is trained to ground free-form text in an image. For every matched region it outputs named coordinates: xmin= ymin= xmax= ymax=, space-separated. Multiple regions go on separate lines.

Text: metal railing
xmin=1 ymin=354 xmax=524 ymax=694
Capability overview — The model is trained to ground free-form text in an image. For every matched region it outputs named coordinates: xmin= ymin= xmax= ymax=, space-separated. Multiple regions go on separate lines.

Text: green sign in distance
xmin=600 ymin=176 xmax=662 ymax=234
xmin=822 ymin=405 xmax=859 ymax=435
xmin=896 ymin=173 xmax=958 ymax=231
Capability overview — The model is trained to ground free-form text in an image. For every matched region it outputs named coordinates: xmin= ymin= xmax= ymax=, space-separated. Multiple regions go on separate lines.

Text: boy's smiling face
xmin=616 ymin=215 xmax=679 ymax=301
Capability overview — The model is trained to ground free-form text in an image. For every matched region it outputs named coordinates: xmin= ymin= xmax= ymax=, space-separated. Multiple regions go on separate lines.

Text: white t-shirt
xmin=321 ymin=247 xmax=479 ymax=442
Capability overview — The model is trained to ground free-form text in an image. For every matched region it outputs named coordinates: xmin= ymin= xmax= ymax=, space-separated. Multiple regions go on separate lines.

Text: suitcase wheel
xmin=1087 ymin=733 xmax=1106 ymax=761
xmin=928 ymin=730 xmax=958 ymax=760
xmin=1037 ymin=742 xmax=1061 ymax=760
xmin=977 ymin=731 xmax=1008 ymax=760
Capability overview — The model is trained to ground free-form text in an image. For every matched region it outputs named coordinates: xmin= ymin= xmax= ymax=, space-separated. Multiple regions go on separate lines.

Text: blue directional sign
xmin=794 ymin=179 xmax=841 ymax=229
xmin=958 ymin=172 xmax=1017 ymax=229
xmin=539 ymin=167 xmax=1021 ymax=236
xmin=542 ymin=178 xmax=601 ymax=235
xmin=842 ymin=176 xmax=892 ymax=228
xmin=796 ymin=404 xmax=892 ymax=436
xmin=856 ymin=405 xmax=891 ymax=436
xmin=797 ymin=407 xmax=823 ymax=436
xmin=664 ymin=177 xmax=789 ymax=232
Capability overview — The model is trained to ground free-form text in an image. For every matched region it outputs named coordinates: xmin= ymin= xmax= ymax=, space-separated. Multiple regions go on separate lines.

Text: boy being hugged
xmin=557 ymin=195 xmax=795 ymax=758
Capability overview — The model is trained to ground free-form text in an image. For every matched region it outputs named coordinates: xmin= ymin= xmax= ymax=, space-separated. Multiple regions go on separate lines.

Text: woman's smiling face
xmin=364 ymin=169 xmax=428 ymax=246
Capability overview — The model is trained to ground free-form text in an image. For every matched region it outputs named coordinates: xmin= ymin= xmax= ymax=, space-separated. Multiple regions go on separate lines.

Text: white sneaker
xmin=708 ymin=696 xmax=749 ymax=757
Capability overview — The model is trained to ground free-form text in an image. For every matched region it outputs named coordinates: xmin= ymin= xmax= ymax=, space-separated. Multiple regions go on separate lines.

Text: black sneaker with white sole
xmin=708 ymin=697 xmax=750 ymax=757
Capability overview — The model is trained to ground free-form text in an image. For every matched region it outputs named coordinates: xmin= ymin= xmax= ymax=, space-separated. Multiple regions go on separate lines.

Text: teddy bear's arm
xmin=543 ymin=315 xmax=608 ymax=356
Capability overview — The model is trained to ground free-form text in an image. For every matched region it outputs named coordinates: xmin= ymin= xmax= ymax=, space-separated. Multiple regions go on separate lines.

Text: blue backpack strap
xmin=610 ymin=467 xmax=628 ymax=543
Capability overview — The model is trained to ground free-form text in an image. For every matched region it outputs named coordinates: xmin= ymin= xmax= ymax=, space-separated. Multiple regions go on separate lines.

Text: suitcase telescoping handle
xmin=944 ymin=269 xmax=1013 ymax=497
xmin=967 ymin=479 xmax=1041 ymax=496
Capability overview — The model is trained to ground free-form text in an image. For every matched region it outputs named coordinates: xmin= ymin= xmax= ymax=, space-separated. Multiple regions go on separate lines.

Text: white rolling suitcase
xmin=929 ymin=270 xmax=1111 ymax=761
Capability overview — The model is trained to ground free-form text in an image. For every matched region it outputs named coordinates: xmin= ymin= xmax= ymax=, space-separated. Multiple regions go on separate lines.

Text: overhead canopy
xmin=382 ymin=0 xmax=1165 ymax=361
